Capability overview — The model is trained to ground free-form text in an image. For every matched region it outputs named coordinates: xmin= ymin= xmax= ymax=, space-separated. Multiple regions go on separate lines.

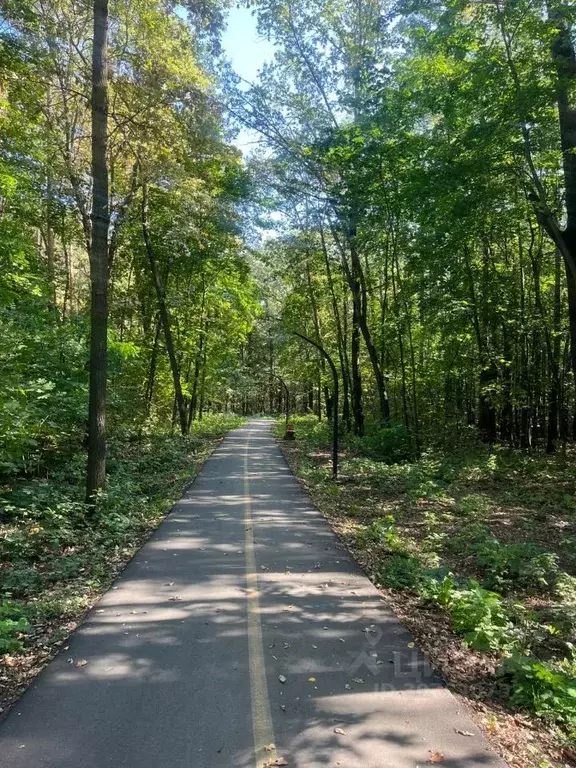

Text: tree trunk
xmin=198 ymin=345 xmax=207 ymax=420
xmin=305 ymin=259 xmax=331 ymax=419
xmin=564 ymin=260 xmax=576 ymax=438
xmin=141 ymin=181 xmax=188 ymax=435
xmin=86 ymin=0 xmax=110 ymax=502
xmin=549 ymin=3 xmax=576 ymax=251
xmin=349 ymin=238 xmax=390 ymax=425
xmin=45 ymin=175 xmax=57 ymax=307
xmin=320 ymin=228 xmax=351 ymax=429
xmin=547 ymin=252 xmax=562 ymax=453
xmin=391 ymin=252 xmax=409 ymax=430
xmin=145 ymin=316 xmax=161 ymax=416
xmin=188 ymin=317 xmax=205 ymax=429
xmin=350 ymin=299 xmax=364 ymax=436
xmin=464 ymin=245 xmax=497 ymax=441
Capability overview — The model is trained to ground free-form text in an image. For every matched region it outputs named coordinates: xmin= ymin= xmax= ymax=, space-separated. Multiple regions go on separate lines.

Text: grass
xmin=277 ymin=415 xmax=576 ymax=768
xmin=0 ymin=413 xmax=244 ymax=712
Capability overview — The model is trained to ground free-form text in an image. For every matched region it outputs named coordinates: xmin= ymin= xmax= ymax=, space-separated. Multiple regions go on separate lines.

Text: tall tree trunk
xmin=45 ymin=175 xmax=57 ymax=307
xmin=547 ymin=252 xmax=562 ymax=452
xmin=198 ymin=345 xmax=207 ymax=420
xmin=86 ymin=0 xmax=110 ymax=502
xmin=141 ymin=181 xmax=188 ymax=435
xmin=499 ymin=5 xmax=576 ymax=442
xmin=564 ymin=261 xmax=576 ymax=438
xmin=305 ymin=259 xmax=332 ymax=418
xmin=349 ymin=238 xmax=390 ymax=425
xmin=350 ymin=299 xmax=364 ymax=436
xmin=188 ymin=312 xmax=205 ymax=428
xmin=549 ymin=3 xmax=576 ymax=252
xmin=464 ymin=245 xmax=497 ymax=441
xmin=320 ymin=228 xmax=351 ymax=429
xmin=145 ymin=315 xmax=161 ymax=416
xmin=391 ymin=253 xmax=409 ymax=429
xmin=187 ymin=285 xmax=206 ymax=428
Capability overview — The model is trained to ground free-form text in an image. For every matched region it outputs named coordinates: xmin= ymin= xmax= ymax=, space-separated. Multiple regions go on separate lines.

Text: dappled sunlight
xmin=0 ymin=420 xmax=502 ymax=768
xmin=281 ymin=690 xmax=497 ymax=768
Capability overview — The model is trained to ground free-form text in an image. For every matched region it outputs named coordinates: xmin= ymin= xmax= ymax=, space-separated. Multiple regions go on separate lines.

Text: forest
xmin=1 ymin=0 xmax=576 ymax=766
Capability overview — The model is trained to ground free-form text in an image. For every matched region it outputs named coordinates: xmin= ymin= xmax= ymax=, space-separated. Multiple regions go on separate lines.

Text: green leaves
xmin=0 ymin=602 xmax=30 ymax=653
xmin=502 ymin=655 xmax=576 ymax=726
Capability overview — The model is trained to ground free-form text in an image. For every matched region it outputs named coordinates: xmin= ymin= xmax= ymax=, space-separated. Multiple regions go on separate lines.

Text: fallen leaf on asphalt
xmin=407 ymin=642 xmax=415 ymax=648
xmin=334 ymin=728 xmax=346 ymax=736
xmin=427 ymin=751 xmax=444 ymax=763
xmin=351 ymin=678 xmax=364 ymax=684
xmin=455 ymin=729 xmax=473 ymax=737
xmin=308 ymin=677 xmax=316 ymax=682
xmin=73 ymin=659 xmax=88 ymax=668
xmin=344 ymin=684 xmax=351 ymax=690
xmin=278 ymin=675 xmax=287 ymax=684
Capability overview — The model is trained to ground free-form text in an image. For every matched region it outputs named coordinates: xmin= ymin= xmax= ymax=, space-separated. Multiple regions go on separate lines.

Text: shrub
xmin=1 ymin=567 xmax=43 ymax=597
xmin=455 ymin=493 xmax=493 ymax=518
xmin=501 ymin=655 xmax=576 ymax=726
xmin=448 ymin=580 xmax=514 ymax=652
xmin=420 ymin=572 xmax=458 ymax=607
xmin=378 ymin=553 xmax=426 ymax=590
xmin=0 ymin=601 xmax=29 ymax=652
xmin=357 ymin=515 xmax=404 ymax=551
xmin=556 ymin=573 xmax=576 ymax=603
xmin=46 ymin=555 xmax=88 ymax=583
xmin=377 ymin=552 xmax=424 ymax=592
xmin=474 ymin=538 xmax=559 ymax=593
xmin=422 ymin=575 xmax=514 ymax=652
xmin=354 ymin=424 xmax=414 ymax=463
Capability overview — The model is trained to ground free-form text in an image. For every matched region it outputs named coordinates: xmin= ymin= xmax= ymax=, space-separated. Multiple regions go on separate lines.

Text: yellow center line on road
xmin=244 ymin=429 xmax=277 ymax=768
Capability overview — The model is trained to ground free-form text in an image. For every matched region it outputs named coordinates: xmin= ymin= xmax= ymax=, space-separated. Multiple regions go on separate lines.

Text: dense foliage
xmin=237 ymin=0 xmax=576 ymax=457
xmin=2 ymin=0 xmax=576 ymax=761
xmin=0 ymin=0 xmax=259 ymax=479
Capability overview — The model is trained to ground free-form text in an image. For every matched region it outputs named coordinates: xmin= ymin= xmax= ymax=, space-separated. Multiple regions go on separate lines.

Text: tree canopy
xmin=2 ymin=0 xmax=576 ymax=759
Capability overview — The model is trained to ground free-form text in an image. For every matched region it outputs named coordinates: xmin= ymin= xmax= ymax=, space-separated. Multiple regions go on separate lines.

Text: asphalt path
xmin=0 ymin=419 xmax=506 ymax=768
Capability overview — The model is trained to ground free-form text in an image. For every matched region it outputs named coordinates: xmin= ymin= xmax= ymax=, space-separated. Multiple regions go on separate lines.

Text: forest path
xmin=0 ymin=419 xmax=504 ymax=768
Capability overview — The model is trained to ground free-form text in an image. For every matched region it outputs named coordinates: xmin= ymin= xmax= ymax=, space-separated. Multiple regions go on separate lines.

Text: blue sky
xmin=222 ymin=6 xmax=275 ymax=84
xmin=221 ymin=6 xmax=275 ymax=152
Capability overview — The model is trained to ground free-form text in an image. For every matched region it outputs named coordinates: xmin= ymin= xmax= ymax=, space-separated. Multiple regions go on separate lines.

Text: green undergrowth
xmin=0 ymin=414 xmax=243 ymax=669
xmin=278 ymin=415 xmax=576 ymax=745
